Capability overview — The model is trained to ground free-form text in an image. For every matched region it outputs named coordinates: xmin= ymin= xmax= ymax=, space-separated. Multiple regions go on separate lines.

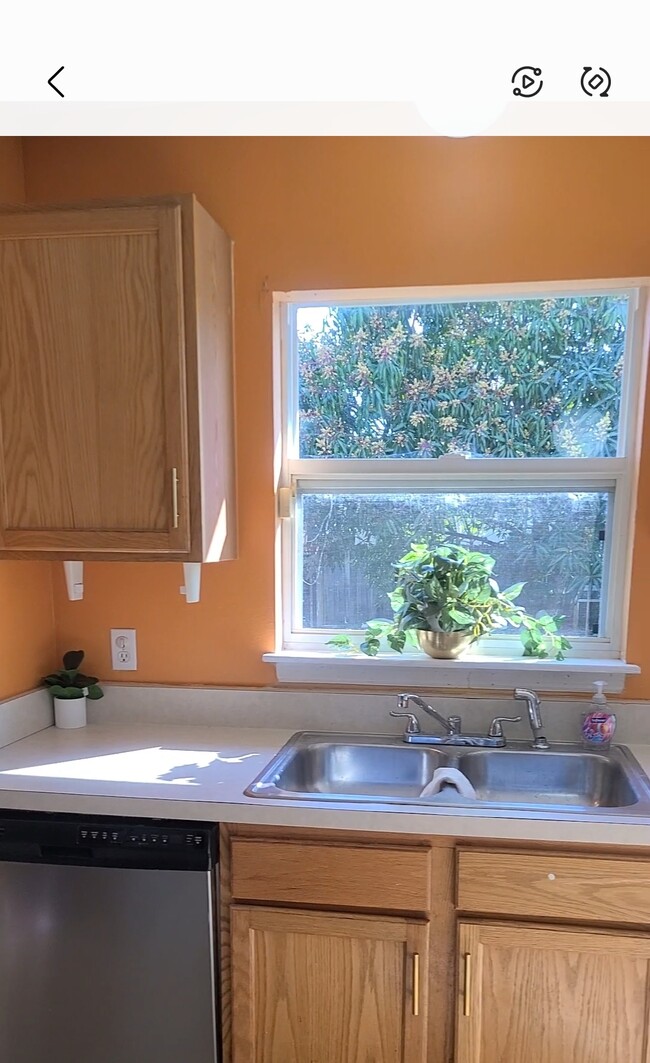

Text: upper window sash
xmin=278 ymin=282 xmax=646 ymax=466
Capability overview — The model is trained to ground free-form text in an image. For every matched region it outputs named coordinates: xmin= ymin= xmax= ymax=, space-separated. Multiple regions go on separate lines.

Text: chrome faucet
xmin=514 ymin=688 xmax=549 ymax=750
xmin=391 ymin=693 xmax=520 ymax=748
xmin=395 ymin=693 xmax=462 ymax=735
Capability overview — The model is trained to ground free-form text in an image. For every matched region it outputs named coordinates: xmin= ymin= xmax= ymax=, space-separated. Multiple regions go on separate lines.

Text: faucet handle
xmin=389 ymin=709 xmax=421 ymax=735
xmin=488 ymin=715 xmax=522 ymax=738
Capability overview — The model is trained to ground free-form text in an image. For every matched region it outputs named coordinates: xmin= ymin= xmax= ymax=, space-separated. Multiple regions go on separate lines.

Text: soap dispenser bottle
xmin=581 ymin=681 xmax=617 ymax=750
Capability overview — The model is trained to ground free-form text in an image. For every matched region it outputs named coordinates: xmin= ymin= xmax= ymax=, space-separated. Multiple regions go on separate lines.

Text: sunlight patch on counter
xmin=0 ymin=747 xmax=262 ymax=786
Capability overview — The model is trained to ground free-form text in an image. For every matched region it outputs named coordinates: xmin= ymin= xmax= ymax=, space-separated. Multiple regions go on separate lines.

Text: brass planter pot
xmin=416 ymin=630 xmax=473 ymax=660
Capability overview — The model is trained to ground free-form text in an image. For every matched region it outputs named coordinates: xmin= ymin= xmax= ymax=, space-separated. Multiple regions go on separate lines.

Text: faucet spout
xmin=514 ymin=688 xmax=549 ymax=750
xmin=397 ymin=693 xmax=461 ymax=735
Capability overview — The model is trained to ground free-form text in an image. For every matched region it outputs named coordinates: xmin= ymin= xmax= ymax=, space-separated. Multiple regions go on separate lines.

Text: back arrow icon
xmin=48 ymin=66 xmax=65 ymax=98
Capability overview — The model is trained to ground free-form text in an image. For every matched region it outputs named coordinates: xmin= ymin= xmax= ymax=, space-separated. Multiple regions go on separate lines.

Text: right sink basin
xmin=455 ymin=747 xmax=641 ymax=808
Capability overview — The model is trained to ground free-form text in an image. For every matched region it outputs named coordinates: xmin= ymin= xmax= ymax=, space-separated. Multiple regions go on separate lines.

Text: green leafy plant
xmin=328 ymin=542 xmax=572 ymax=661
xmin=42 ymin=650 xmax=104 ymax=700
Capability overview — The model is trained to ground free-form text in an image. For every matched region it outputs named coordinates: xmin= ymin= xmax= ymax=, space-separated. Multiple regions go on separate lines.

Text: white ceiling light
xmin=411 ymin=29 xmax=508 ymax=137
xmin=414 ymin=93 xmax=508 ymax=137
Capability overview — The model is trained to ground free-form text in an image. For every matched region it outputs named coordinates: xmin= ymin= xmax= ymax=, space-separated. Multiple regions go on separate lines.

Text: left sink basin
xmin=245 ymin=732 xmax=453 ymax=802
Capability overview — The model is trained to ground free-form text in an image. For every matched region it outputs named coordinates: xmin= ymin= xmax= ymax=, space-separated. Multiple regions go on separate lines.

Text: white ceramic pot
xmin=53 ymin=695 xmax=87 ymax=729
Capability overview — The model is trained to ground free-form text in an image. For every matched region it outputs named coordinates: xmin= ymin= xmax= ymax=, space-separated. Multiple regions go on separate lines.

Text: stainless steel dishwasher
xmin=0 ymin=810 xmax=220 ymax=1063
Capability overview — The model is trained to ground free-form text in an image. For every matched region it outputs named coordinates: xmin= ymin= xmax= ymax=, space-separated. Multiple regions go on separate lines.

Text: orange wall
xmin=21 ymin=136 xmax=650 ymax=698
xmin=0 ymin=138 xmax=56 ymax=698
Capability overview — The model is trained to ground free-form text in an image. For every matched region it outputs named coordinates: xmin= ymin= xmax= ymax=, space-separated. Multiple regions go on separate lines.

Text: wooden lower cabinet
xmin=456 ymin=921 xmax=650 ymax=1063
xmin=230 ymin=905 xmax=429 ymax=1063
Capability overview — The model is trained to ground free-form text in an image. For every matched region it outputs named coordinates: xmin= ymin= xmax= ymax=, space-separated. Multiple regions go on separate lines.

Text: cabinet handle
xmin=412 ymin=953 xmax=420 ymax=1017
xmin=171 ymin=468 xmax=180 ymax=529
xmin=463 ymin=952 xmax=472 ymax=1017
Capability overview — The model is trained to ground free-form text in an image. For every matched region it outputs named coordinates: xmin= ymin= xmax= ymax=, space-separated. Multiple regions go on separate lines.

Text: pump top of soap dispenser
xmin=592 ymin=680 xmax=607 ymax=704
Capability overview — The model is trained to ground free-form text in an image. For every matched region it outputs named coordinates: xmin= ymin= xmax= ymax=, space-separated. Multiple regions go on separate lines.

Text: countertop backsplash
xmin=2 ymin=683 xmax=648 ymax=749
xmin=0 ymin=689 xmax=52 ymax=748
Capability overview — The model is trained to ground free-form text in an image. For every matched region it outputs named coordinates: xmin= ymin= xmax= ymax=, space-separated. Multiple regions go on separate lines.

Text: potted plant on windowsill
xmin=329 ymin=542 xmax=571 ymax=661
xmin=42 ymin=650 xmax=104 ymax=729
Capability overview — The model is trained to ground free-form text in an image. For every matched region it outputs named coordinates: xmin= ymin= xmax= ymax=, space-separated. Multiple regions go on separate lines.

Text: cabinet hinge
xmin=278 ymin=485 xmax=295 ymax=519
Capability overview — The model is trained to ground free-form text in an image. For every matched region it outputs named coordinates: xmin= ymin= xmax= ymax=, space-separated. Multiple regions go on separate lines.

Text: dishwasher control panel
xmin=77 ymin=825 xmax=207 ymax=849
xmin=0 ymin=812 xmax=217 ymax=871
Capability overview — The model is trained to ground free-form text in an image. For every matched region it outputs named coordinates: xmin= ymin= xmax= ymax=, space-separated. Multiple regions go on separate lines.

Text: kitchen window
xmin=267 ymin=281 xmax=650 ymax=689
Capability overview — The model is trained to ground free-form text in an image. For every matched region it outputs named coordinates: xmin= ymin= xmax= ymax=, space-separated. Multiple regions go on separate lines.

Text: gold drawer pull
xmin=412 ymin=953 xmax=420 ymax=1016
xmin=463 ymin=952 xmax=472 ymax=1017
xmin=171 ymin=468 xmax=180 ymax=529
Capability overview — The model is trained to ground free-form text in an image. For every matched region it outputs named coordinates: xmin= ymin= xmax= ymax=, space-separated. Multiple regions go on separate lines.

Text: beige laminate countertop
xmin=0 ymin=721 xmax=649 ymax=846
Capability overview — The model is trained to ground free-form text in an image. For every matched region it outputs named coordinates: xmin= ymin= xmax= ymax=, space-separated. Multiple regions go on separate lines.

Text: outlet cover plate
xmin=110 ymin=629 xmax=137 ymax=671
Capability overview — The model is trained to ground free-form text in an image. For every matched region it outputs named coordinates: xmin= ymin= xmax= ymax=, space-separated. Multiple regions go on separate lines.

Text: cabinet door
xmin=231 ymin=905 xmax=428 ymax=1063
xmin=0 ymin=204 xmax=190 ymax=556
xmin=456 ymin=921 xmax=650 ymax=1063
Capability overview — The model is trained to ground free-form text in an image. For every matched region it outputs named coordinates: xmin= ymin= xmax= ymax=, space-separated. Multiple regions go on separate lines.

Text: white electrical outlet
xmin=110 ymin=629 xmax=137 ymax=671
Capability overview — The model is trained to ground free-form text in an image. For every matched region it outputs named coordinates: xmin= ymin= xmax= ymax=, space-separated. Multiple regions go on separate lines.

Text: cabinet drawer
xmin=457 ymin=849 xmax=650 ymax=924
xmin=231 ymin=838 xmax=431 ymax=913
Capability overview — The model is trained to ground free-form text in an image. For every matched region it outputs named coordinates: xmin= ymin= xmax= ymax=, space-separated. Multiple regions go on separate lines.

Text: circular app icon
xmin=581 ymin=67 xmax=612 ymax=97
xmin=511 ymin=66 xmax=543 ymax=98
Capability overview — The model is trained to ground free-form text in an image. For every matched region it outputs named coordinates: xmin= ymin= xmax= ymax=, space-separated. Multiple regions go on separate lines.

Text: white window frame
xmin=267 ymin=279 xmax=650 ymax=690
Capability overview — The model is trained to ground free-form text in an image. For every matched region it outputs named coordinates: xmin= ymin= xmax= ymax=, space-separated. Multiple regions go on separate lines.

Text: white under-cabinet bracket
xmin=180 ymin=563 xmax=202 ymax=603
xmin=63 ymin=560 xmax=84 ymax=601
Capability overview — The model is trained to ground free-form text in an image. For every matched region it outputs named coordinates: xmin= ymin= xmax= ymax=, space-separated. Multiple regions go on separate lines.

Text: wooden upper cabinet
xmin=456 ymin=921 xmax=650 ymax=1063
xmin=0 ymin=196 xmax=236 ymax=561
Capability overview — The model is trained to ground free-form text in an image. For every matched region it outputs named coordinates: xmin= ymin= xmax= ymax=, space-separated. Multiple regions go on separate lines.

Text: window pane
xmin=300 ymin=491 xmax=608 ymax=638
xmin=297 ymin=296 xmax=628 ymax=459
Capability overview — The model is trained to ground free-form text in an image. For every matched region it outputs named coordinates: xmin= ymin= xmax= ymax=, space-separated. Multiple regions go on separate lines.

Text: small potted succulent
xmin=42 ymin=650 xmax=103 ymax=729
xmin=329 ymin=542 xmax=571 ymax=661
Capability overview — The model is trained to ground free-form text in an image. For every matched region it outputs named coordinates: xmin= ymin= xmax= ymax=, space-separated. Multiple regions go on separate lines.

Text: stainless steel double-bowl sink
xmin=245 ymin=732 xmax=650 ymax=816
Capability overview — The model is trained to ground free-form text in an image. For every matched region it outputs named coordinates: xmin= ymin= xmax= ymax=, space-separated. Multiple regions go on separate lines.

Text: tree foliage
xmin=298 ymin=296 xmax=625 ymax=459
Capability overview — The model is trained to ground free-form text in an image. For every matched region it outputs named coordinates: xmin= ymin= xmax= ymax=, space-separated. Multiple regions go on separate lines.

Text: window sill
xmin=262 ymin=651 xmax=640 ymax=693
